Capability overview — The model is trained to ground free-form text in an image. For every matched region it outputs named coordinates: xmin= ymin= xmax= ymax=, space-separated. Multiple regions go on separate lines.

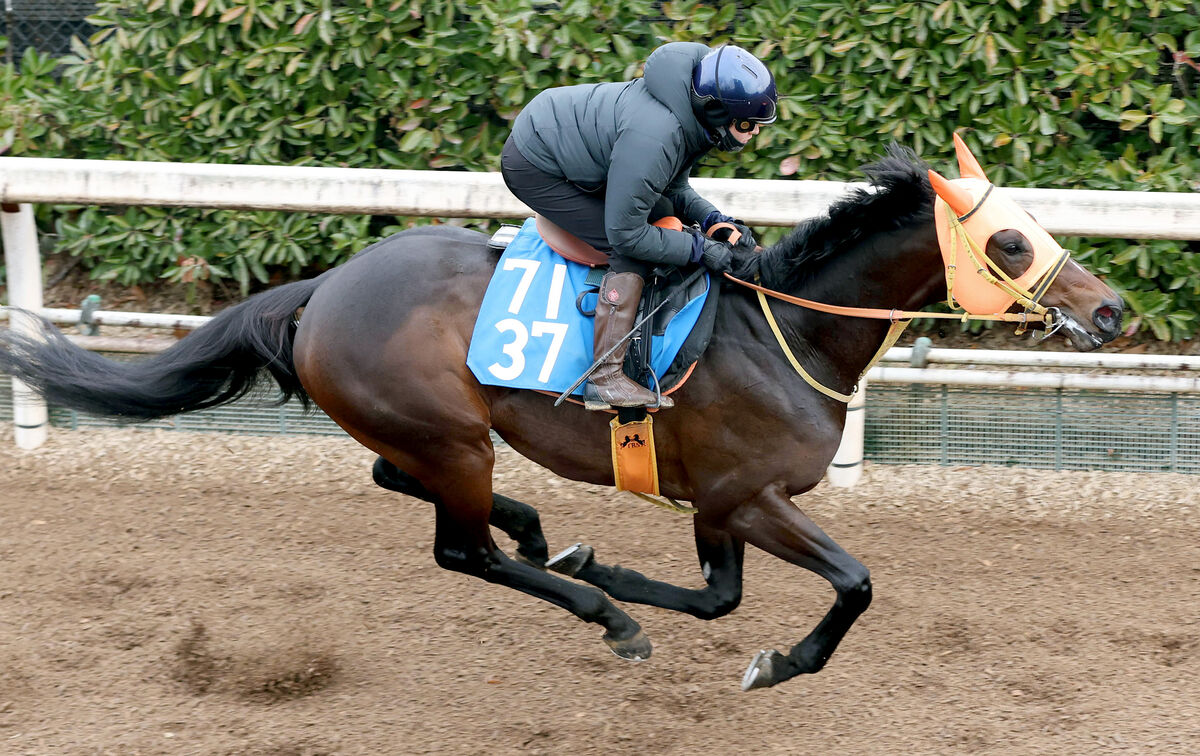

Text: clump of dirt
xmin=235 ymin=646 xmax=340 ymax=703
xmin=172 ymin=618 xmax=339 ymax=702
xmin=1107 ymin=628 xmax=1200 ymax=668
xmin=173 ymin=619 xmax=225 ymax=694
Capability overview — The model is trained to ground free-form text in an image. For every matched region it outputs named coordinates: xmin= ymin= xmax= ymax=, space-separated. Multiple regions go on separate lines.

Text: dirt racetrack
xmin=1 ymin=427 xmax=1197 ymax=755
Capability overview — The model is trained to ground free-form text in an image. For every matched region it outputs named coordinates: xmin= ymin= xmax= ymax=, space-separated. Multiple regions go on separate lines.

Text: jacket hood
xmin=642 ymin=42 xmax=712 ymax=150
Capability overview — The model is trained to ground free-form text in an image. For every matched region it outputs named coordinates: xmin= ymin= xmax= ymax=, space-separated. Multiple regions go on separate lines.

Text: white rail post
xmin=1 ymin=202 xmax=48 ymax=449
xmin=827 ymin=378 xmax=866 ymax=487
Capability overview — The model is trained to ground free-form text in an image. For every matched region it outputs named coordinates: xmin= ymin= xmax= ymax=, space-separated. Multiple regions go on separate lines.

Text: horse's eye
xmin=991 ymin=229 xmax=1028 ymax=257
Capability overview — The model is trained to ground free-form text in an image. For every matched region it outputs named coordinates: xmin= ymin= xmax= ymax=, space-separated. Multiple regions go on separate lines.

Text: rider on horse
xmin=501 ymin=42 xmax=777 ymax=410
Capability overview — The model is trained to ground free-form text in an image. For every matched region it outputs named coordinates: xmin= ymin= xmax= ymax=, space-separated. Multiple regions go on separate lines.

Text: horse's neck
xmin=764 ymin=227 xmax=944 ymax=392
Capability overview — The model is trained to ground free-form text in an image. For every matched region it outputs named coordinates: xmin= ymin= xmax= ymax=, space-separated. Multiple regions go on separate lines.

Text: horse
xmin=0 ymin=141 xmax=1123 ymax=690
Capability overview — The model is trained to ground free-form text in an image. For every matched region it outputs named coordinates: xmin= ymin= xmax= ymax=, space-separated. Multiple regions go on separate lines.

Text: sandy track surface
xmin=1 ymin=428 xmax=1197 ymax=755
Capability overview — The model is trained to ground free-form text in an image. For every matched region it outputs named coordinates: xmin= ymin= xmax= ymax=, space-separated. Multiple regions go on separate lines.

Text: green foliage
xmin=2 ymin=0 xmax=1199 ymax=337
xmin=0 ymin=46 xmax=65 ymax=156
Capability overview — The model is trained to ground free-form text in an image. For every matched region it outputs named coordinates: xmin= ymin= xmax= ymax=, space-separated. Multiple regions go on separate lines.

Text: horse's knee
xmin=836 ymin=570 xmax=872 ymax=615
xmin=493 ymin=494 xmax=541 ymax=536
xmin=432 ymin=543 xmax=471 ymax=573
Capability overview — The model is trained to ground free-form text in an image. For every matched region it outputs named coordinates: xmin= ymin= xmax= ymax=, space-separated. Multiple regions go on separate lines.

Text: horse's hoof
xmin=741 ymin=649 xmax=784 ymax=691
xmin=603 ymin=629 xmax=652 ymax=661
xmin=545 ymin=543 xmax=593 ymax=577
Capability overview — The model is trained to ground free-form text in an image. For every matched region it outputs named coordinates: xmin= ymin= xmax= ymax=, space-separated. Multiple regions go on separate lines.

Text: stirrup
xmin=582 ymin=391 xmax=673 ymax=412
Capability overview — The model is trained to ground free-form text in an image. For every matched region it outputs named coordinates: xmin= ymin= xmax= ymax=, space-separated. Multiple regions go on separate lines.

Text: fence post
xmin=827 ymin=378 xmax=866 ymax=487
xmin=2 ymin=203 xmax=48 ymax=449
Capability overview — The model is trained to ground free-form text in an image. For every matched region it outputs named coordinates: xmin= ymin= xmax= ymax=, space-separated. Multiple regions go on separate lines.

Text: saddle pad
xmin=468 ymin=218 xmax=709 ymax=395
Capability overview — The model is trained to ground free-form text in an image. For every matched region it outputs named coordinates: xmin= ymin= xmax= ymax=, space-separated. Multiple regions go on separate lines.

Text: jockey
xmin=501 ymin=42 xmax=777 ymax=410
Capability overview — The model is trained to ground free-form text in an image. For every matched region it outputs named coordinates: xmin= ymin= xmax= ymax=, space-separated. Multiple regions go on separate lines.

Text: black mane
xmin=741 ymin=144 xmax=934 ymax=288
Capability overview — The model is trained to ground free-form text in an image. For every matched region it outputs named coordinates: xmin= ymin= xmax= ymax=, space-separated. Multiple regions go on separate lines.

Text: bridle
xmin=935 ymin=189 xmax=1071 ymax=334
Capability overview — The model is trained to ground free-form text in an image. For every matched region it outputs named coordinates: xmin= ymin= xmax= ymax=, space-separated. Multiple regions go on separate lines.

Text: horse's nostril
xmin=1093 ymin=302 xmax=1124 ymax=332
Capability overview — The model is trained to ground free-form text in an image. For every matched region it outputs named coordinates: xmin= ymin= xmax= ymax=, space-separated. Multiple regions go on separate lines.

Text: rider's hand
xmin=727 ymin=221 xmax=759 ymax=254
xmin=699 ymin=237 xmax=734 ymax=274
xmin=704 ymin=211 xmax=759 ymax=254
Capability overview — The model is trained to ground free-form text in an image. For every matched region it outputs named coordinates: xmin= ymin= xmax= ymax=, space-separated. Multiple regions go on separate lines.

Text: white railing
xmin=4 ymin=157 xmax=1200 ymax=479
xmin=4 ymin=155 xmax=1200 ymax=237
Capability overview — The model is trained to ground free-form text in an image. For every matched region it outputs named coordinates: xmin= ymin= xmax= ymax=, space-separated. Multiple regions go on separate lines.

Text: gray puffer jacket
xmin=509 ymin=42 xmax=718 ymax=266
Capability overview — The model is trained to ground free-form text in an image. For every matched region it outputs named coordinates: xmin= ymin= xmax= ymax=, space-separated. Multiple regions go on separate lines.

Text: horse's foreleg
xmin=372 ymin=457 xmax=549 ymax=567
xmin=724 ymin=484 xmax=871 ymax=690
xmin=549 ymin=519 xmax=744 ymax=620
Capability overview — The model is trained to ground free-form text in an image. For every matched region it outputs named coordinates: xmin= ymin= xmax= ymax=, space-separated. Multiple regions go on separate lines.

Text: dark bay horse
xmin=0 ymin=145 xmax=1123 ymax=689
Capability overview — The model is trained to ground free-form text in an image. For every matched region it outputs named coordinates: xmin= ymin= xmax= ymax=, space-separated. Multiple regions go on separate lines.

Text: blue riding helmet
xmin=691 ymin=45 xmax=777 ymax=151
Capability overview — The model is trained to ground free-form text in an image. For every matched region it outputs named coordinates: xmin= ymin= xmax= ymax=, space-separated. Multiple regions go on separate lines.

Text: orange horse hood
xmin=929 ymin=134 xmax=1069 ymax=315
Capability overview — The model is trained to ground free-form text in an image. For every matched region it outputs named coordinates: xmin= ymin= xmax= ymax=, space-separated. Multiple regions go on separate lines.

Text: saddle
xmin=534 ymin=213 xmax=684 ymax=265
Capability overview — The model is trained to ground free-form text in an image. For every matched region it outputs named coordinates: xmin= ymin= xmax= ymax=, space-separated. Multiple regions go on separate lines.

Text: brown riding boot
xmin=583 ymin=271 xmax=674 ymax=411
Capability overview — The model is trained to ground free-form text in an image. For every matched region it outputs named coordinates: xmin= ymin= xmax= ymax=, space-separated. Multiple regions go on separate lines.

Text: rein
xmin=724 ymin=206 xmax=1068 ymax=403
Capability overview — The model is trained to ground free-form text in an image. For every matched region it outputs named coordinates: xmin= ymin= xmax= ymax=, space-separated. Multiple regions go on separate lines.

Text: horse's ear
xmin=928 ymin=169 xmax=976 ymax=217
xmin=952 ymin=132 xmax=988 ymax=181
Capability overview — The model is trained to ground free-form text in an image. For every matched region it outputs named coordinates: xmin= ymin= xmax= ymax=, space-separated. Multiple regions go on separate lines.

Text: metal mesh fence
xmin=2 ymin=1 xmax=95 ymax=63
xmin=5 ymin=369 xmax=1200 ymax=473
xmin=863 ymin=383 xmax=1200 ymax=474
xmin=0 ymin=376 xmax=345 ymax=437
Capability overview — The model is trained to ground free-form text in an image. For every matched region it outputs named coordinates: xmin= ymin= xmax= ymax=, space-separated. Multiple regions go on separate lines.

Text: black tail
xmin=0 ymin=275 xmax=327 ymax=421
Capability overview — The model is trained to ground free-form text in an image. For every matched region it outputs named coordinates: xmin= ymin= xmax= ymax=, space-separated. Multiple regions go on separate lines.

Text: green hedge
xmin=2 ymin=1 xmax=1199 ymax=338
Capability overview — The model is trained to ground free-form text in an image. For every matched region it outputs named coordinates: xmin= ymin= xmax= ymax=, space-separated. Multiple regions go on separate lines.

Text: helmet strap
xmin=714 ymin=125 xmax=746 ymax=152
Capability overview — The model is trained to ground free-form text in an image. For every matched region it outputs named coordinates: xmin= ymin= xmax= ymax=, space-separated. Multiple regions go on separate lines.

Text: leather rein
xmin=718 ymin=206 xmax=1069 ymax=403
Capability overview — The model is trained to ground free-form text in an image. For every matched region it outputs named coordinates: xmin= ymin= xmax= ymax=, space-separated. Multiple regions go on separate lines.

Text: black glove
xmin=699 ymin=236 xmax=734 ymax=274
xmin=704 ymin=211 xmax=759 ymax=254
xmin=728 ymin=221 xmax=759 ymax=254
xmin=710 ymin=220 xmax=758 ymax=254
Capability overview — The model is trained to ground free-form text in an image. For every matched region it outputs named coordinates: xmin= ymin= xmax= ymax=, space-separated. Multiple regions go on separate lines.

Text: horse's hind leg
xmin=489 ymin=493 xmax=550 ymax=567
xmin=372 ymin=457 xmax=548 ymax=567
xmin=548 ymin=519 xmax=744 ymax=620
xmin=390 ymin=449 xmax=652 ymax=660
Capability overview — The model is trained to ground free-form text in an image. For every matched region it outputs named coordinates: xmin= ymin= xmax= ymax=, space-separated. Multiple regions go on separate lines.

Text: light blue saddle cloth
xmin=467 ymin=218 xmax=708 ymax=396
